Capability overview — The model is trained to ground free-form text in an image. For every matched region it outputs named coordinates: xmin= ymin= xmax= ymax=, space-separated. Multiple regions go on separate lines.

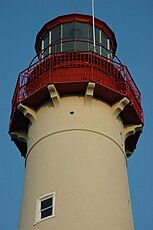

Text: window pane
xmin=96 ymin=45 xmax=100 ymax=54
xmin=75 ymin=22 xmax=89 ymax=40
xmin=43 ymin=33 xmax=49 ymax=57
xmin=51 ymin=43 xmax=61 ymax=53
xmin=41 ymin=197 xmax=52 ymax=210
xmin=75 ymin=42 xmax=88 ymax=51
xmin=89 ymin=25 xmax=100 ymax=51
xmin=95 ymin=27 xmax=100 ymax=43
xmin=63 ymin=22 xmax=75 ymax=40
xmin=101 ymin=32 xmax=108 ymax=48
xmin=51 ymin=25 xmax=61 ymax=43
xmin=102 ymin=48 xmax=108 ymax=58
xmin=101 ymin=32 xmax=109 ymax=57
xmin=89 ymin=42 xmax=94 ymax=51
xmin=89 ymin=24 xmax=93 ymax=40
xmin=44 ymin=33 xmax=49 ymax=48
xmin=41 ymin=208 xmax=53 ymax=219
xmin=62 ymin=41 xmax=74 ymax=52
xmin=43 ymin=49 xmax=49 ymax=57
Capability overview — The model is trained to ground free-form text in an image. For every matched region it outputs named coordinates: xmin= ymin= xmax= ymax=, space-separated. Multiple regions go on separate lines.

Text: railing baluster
xmin=11 ymin=51 xmax=143 ymax=123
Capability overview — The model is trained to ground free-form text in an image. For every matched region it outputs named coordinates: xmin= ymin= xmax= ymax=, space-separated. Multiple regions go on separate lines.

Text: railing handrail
xmin=11 ymin=51 xmax=143 ymax=123
xmin=29 ymin=39 xmax=122 ymax=67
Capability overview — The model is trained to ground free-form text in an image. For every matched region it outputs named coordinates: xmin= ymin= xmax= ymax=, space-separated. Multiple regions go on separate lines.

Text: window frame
xmin=34 ymin=191 xmax=56 ymax=225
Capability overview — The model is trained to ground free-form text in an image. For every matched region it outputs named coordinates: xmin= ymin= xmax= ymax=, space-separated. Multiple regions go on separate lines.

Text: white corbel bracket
xmin=10 ymin=130 xmax=27 ymax=144
xmin=17 ymin=103 xmax=36 ymax=124
xmin=111 ymin=97 xmax=129 ymax=118
xmin=47 ymin=84 xmax=60 ymax=108
xmin=124 ymin=124 xmax=143 ymax=140
xmin=84 ymin=82 xmax=95 ymax=106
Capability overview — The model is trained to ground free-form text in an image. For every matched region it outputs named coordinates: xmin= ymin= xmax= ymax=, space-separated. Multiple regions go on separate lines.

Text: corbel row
xmin=10 ymin=82 xmax=142 ymax=156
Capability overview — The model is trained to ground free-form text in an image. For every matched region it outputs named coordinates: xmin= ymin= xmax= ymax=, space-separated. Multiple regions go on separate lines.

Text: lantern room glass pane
xmin=101 ymin=32 xmax=109 ymax=57
xmin=89 ymin=24 xmax=93 ymax=41
xmin=75 ymin=22 xmax=89 ymax=40
xmin=51 ymin=43 xmax=61 ymax=53
xmin=62 ymin=41 xmax=74 ymax=52
xmin=43 ymin=33 xmax=49 ymax=57
xmin=44 ymin=33 xmax=49 ymax=47
xmin=89 ymin=42 xmax=94 ymax=51
xmin=75 ymin=42 xmax=88 ymax=51
xmin=51 ymin=25 xmax=61 ymax=43
xmin=89 ymin=25 xmax=100 ymax=52
xmin=96 ymin=45 xmax=100 ymax=54
xmin=63 ymin=22 xmax=75 ymax=40
xmin=95 ymin=27 xmax=100 ymax=43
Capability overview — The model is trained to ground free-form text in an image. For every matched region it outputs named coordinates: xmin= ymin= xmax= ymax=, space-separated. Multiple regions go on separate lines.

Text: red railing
xmin=11 ymin=51 xmax=143 ymax=123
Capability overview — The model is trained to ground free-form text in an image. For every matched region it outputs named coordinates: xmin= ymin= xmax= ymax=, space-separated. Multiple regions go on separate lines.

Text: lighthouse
xmin=9 ymin=14 xmax=143 ymax=230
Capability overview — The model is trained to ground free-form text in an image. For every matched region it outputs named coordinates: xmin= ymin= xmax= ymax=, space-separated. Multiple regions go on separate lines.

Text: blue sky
xmin=0 ymin=0 xmax=153 ymax=229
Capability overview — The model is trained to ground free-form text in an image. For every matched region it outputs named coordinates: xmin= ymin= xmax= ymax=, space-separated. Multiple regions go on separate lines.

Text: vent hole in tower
xmin=69 ymin=110 xmax=75 ymax=115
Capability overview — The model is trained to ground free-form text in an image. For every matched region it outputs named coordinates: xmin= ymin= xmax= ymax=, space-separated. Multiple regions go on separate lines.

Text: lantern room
xmin=35 ymin=14 xmax=117 ymax=59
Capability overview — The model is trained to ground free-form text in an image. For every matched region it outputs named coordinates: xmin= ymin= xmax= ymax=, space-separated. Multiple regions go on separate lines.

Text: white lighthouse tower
xmin=9 ymin=14 xmax=143 ymax=230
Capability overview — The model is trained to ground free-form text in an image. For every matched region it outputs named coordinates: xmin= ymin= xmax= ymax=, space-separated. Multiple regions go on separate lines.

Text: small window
xmin=34 ymin=192 xmax=56 ymax=224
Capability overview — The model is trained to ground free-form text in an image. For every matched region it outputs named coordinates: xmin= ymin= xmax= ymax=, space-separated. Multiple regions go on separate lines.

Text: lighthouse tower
xmin=9 ymin=14 xmax=143 ymax=230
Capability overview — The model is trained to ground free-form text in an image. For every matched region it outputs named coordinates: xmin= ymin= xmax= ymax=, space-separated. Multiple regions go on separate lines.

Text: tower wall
xmin=19 ymin=96 xmax=134 ymax=230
